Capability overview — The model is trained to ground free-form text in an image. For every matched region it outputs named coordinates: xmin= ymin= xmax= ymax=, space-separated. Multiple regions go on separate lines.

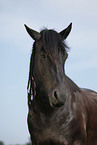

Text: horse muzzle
xmin=48 ymin=88 xmax=65 ymax=108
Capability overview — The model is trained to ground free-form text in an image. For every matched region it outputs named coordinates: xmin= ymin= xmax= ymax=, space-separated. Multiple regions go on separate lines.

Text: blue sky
xmin=0 ymin=0 xmax=97 ymax=144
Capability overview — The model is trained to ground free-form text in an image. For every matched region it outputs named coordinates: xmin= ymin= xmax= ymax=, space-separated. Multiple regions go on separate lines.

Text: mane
xmin=40 ymin=29 xmax=69 ymax=53
xmin=27 ymin=42 xmax=36 ymax=106
xmin=27 ymin=29 xmax=69 ymax=106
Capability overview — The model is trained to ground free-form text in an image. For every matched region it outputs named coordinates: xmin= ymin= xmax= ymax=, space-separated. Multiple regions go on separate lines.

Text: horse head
xmin=25 ymin=23 xmax=72 ymax=108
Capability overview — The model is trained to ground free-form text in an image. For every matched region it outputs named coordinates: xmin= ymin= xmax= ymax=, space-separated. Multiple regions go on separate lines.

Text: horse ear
xmin=59 ymin=23 xmax=72 ymax=40
xmin=24 ymin=24 xmax=41 ymax=40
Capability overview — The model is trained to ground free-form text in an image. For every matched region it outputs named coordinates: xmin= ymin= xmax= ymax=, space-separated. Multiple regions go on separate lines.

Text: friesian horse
xmin=25 ymin=23 xmax=97 ymax=145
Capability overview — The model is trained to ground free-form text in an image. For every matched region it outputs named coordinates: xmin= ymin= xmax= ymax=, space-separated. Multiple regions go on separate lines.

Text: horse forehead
xmin=35 ymin=37 xmax=62 ymax=60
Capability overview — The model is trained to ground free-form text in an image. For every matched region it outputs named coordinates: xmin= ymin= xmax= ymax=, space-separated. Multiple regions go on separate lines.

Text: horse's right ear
xmin=24 ymin=24 xmax=41 ymax=40
xmin=59 ymin=23 xmax=72 ymax=40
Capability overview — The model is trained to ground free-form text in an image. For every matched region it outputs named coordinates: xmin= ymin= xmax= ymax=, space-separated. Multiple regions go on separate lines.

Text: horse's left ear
xmin=59 ymin=23 xmax=72 ymax=40
xmin=24 ymin=24 xmax=41 ymax=40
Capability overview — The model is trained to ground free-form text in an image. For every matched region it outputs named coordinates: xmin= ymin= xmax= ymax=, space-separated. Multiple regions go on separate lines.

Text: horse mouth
xmin=52 ymin=102 xmax=64 ymax=108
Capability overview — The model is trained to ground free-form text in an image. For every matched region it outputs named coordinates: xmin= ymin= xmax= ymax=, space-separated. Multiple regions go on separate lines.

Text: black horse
xmin=25 ymin=23 xmax=97 ymax=145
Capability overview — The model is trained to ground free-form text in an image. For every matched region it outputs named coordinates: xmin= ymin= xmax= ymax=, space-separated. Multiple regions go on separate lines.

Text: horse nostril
xmin=54 ymin=90 xmax=58 ymax=100
xmin=51 ymin=90 xmax=64 ymax=107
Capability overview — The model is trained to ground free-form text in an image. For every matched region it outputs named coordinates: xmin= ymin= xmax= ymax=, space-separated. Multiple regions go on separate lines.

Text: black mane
xmin=40 ymin=29 xmax=69 ymax=53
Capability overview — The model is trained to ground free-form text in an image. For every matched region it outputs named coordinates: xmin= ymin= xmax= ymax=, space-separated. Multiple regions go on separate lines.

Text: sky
xmin=0 ymin=0 xmax=97 ymax=144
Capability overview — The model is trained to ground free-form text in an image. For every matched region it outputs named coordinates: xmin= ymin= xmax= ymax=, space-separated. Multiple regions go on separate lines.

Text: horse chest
xmin=28 ymin=106 xmax=73 ymax=145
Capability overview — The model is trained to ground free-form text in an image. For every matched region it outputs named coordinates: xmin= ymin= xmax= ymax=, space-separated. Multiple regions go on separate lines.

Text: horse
xmin=24 ymin=23 xmax=97 ymax=145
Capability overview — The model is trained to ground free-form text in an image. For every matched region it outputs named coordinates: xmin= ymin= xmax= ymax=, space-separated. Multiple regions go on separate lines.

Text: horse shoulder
xmin=81 ymin=88 xmax=97 ymax=145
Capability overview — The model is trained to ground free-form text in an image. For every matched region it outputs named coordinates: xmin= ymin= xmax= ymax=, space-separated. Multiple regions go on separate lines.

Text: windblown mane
xmin=40 ymin=29 xmax=69 ymax=53
xmin=27 ymin=42 xmax=36 ymax=107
